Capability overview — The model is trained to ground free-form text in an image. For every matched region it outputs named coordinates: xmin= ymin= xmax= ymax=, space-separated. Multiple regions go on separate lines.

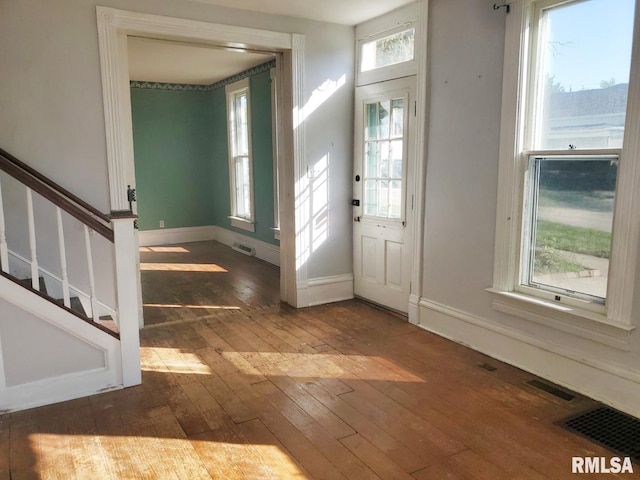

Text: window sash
xmin=525 ymin=0 xmax=635 ymax=152
xmin=519 ymin=153 xmax=618 ymax=308
xmin=226 ymin=79 xmax=254 ymax=223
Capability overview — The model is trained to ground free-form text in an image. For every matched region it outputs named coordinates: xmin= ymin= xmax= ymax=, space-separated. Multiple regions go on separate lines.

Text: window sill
xmin=229 ymin=216 xmax=255 ymax=232
xmin=487 ymin=288 xmax=635 ymax=351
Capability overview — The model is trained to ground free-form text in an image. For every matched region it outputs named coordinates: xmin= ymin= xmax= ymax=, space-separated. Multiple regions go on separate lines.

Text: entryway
xmin=353 ymin=76 xmax=417 ymax=313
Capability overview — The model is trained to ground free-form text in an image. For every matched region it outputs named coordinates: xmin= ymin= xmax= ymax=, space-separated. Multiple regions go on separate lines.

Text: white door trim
xmin=96 ymin=6 xmax=303 ymax=308
xmin=352 ymin=0 xmax=429 ymax=319
xmin=408 ymin=0 xmax=429 ymax=324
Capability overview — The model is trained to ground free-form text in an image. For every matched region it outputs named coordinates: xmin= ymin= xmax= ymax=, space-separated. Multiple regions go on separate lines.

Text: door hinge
xmin=414 ymin=100 xmax=417 ymax=117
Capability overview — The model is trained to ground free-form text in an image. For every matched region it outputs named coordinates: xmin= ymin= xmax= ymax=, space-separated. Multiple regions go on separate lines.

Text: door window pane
xmin=534 ymin=0 xmax=635 ymax=150
xmin=378 ymin=100 xmax=390 ymax=140
xmin=391 ymin=99 xmax=404 ymax=138
xmin=365 ymin=142 xmax=377 ymax=177
xmin=362 ymin=98 xmax=405 ymax=220
xmin=365 ymin=103 xmax=378 ymax=140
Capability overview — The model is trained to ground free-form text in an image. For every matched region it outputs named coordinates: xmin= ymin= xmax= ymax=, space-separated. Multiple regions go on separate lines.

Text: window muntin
xmin=360 ymin=27 xmax=415 ymax=73
xmin=516 ymin=0 xmax=635 ymax=307
xmin=226 ymin=79 xmax=253 ymax=223
xmin=363 ymin=98 xmax=405 ymax=219
xmin=530 ymin=0 xmax=635 ymax=151
xmin=521 ymin=155 xmax=617 ymax=303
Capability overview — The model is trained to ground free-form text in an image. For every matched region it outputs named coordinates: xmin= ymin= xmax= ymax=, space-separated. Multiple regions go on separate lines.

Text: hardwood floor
xmin=1 ymin=241 xmax=625 ymax=479
xmin=139 ymin=241 xmax=280 ymax=326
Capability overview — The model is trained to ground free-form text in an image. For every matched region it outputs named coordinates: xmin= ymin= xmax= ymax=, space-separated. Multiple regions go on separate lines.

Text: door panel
xmin=353 ymin=77 xmax=415 ymax=313
xmin=385 ymin=241 xmax=403 ymax=288
xmin=361 ymin=236 xmax=378 ymax=280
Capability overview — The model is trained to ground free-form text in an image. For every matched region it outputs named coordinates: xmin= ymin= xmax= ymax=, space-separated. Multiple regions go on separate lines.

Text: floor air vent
xmin=478 ymin=363 xmax=497 ymax=372
xmin=562 ymin=407 xmax=640 ymax=462
xmin=527 ymin=379 xmax=576 ymax=401
xmin=232 ymin=243 xmax=256 ymax=256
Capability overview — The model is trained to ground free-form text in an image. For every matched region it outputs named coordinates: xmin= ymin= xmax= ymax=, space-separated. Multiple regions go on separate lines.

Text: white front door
xmin=353 ymin=77 xmax=415 ymax=313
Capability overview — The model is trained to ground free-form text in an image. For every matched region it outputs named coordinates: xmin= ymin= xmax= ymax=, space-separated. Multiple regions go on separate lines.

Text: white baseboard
xmin=212 ymin=226 xmax=280 ymax=266
xmin=417 ymin=298 xmax=640 ymax=418
xmin=0 ymin=368 xmax=122 ymax=413
xmin=408 ymin=294 xmax=420 ymax=325
xmin=138 ymin=225 xmax=280 ymax=267
xmin=138 ymin=226 xmax=216 ymax=247
xmin=297 ymin=274 xmax=354 ymax=308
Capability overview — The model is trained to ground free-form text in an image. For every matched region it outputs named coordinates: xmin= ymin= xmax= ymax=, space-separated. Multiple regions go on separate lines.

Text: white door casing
xmin=353 ymin=76 xmax=416 ymax=313
xmin=96 ymin=7 xmax=302 ymax=314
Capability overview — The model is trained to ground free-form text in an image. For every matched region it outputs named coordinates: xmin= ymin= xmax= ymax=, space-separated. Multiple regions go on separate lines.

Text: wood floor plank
xmin=251 ymin=380 xmax=379 ymax=480
xmin=235 ymin=418 xmax=314 ymax=479
xmin=301 ymin=380 xmax=430 ymax=473
xmin=231 ymin=383 xmax=349 ymax=480
xmin=339 ymin=433 xmax=415 ymax=480
xmin=9 ymin=422 xmax=42 ymax=480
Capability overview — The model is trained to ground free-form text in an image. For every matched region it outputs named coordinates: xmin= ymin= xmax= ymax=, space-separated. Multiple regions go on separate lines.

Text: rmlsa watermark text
xmin=572 ymin=457 xmax=634 ymax=474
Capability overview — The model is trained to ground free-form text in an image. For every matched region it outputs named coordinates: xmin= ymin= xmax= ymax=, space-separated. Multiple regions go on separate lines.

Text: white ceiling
xmin=128 ymin=37 xmax=274 ymax=85
xmin=190 ymin=0 xmax=415 ymax=26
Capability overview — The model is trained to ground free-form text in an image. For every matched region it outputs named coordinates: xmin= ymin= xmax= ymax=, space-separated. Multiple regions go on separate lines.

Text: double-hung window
xmin=226 ymin=78 xmax=255 ymax=232
xmin=492 ymin=0 xmax=640 ymax=333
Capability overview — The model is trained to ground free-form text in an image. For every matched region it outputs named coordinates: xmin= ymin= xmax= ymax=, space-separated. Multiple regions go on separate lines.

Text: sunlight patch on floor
xmin=218 ymin=351 xmax=425 ymax=382
xmin=140 ymin=263 xmax=228 ymax=272
xmin=143 ymin=303 xmax=240 ymax=310
xmin=139 ymin=246 xmax=191 ymax=253
xmin=141 ymin=347 xmax=213 ymax=375
xmin=34 ymin=433 xmax=309 ymax=479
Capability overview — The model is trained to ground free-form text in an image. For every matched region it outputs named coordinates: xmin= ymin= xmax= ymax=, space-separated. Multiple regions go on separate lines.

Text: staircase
xmin=0 ymin=147 xmax=140 ymax=413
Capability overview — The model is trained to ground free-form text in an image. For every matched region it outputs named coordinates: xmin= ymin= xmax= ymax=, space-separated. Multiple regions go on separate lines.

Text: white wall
xmin=0 ymin=0 xmax=354 ymax=287
xmin=421 ymin=0 xmax=640 ymax=415
xmin=0 ymin=298 xmax=105 ymax=386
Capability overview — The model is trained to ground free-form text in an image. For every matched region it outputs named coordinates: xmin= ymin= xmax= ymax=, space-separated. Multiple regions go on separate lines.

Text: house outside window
xmin=491 ymin=0 xmax=640 ymax=336
xmin=226 ymin=78 xmax=255 ymax=232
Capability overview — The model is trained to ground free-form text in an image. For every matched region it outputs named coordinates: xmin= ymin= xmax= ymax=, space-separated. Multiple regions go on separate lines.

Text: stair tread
xmin=54 ymin=296 xmax=87 ymax=317
xmin=19 ymin=276 xmax=47 ymax=295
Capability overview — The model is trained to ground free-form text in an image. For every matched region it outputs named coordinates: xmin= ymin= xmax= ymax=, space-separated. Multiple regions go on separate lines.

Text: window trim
xmin=270 ymin=67 xmax=280 ymax=240
xmin=225 ymin=78 xmax=255 ymax=227
xmin=490 ymin=0 xmax=640 ymax=336
xmin=355 ymin=2 xmax=420 ymax=86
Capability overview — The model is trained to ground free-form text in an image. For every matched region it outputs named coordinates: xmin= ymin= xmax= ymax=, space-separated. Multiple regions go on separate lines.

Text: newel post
xmin=111 ymin=211 xmax=141 ymax=387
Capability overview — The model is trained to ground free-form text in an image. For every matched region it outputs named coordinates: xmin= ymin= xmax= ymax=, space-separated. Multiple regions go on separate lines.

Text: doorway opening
xmin=97 ymin=8 xmax=306 ymax=327
xmin=127 ymin=38 xmax=282 ymax=326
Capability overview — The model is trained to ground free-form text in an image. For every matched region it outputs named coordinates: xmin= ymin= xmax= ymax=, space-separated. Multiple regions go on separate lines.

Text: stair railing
xmin=0 ymin=147 xmax=117 ymax=334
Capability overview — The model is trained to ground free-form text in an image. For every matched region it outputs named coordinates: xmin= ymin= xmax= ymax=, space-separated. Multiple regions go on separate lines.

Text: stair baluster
xmin=83 ymin=225 xmax=99 ymax=322
xmin=0 ymin=177 xmax=8 ymax=273
xmin=26 ymin=187 xmax=39 ymax=290
xmin=56 ymin=207 xmax=71 ymax=308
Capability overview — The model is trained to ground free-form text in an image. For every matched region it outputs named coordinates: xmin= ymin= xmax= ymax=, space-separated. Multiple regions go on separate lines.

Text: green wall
xmin=131 ymin=89 xmax=214 ymax=231
xmin=210 ymin=70 xmax=276 ymax=245
xmin=131 ymin=67 xmax=277 ymax=245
